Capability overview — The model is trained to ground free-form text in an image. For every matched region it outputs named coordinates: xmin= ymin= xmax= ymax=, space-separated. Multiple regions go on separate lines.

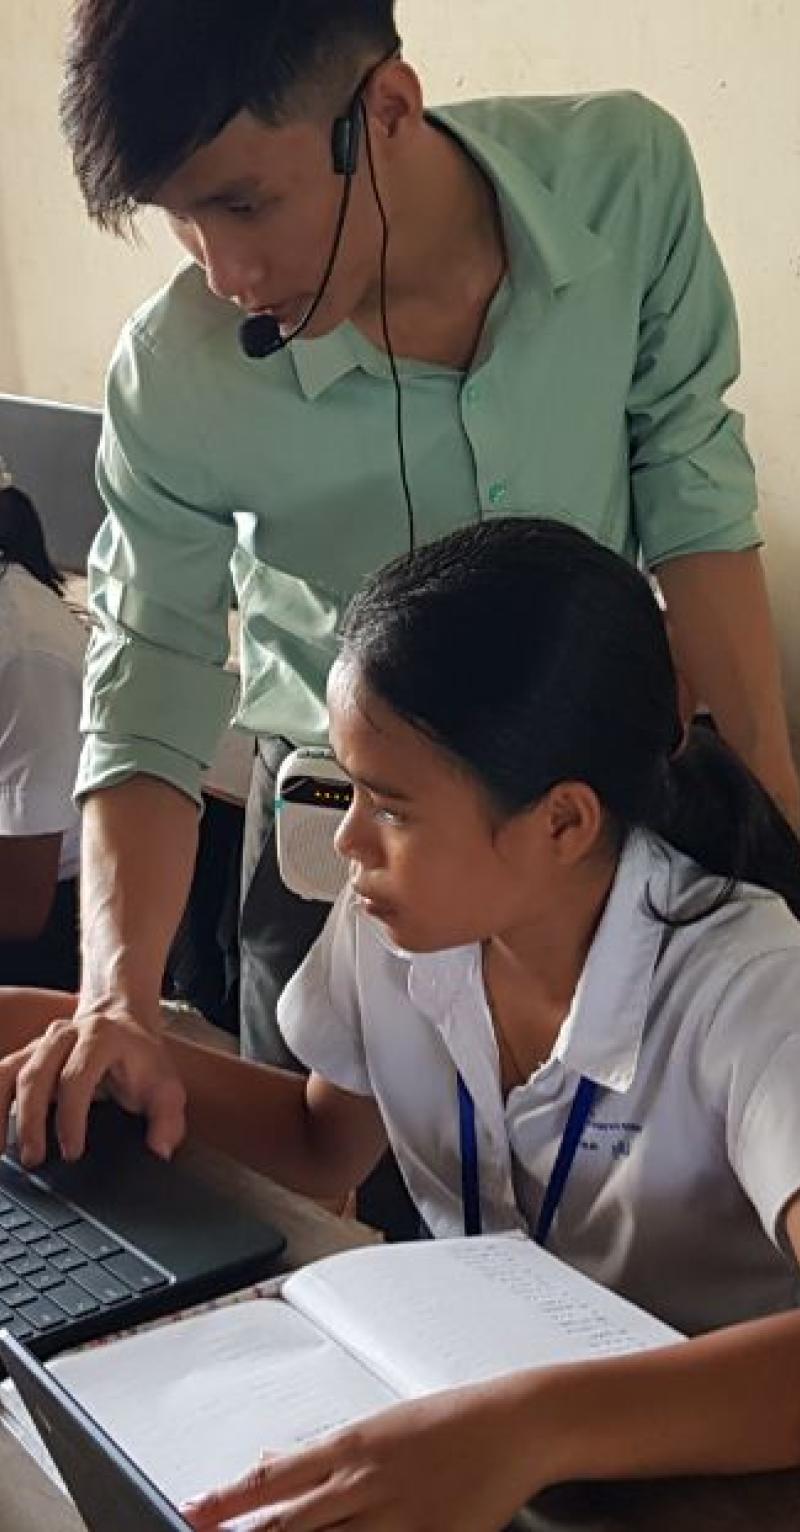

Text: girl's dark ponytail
xmin=646 ymin=722 xmax=800 ymax=920
xmin=0 ymin=485 xmax=65 ymax=597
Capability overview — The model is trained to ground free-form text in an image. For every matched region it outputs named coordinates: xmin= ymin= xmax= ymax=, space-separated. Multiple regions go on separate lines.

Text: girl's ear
xmin=493 ymin=782 xmax=606 ymax=870
xmin=541 ymin=782 xmax=606 ymax=865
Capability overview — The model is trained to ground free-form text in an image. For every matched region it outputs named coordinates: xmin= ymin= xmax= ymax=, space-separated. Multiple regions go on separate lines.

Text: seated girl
xmin=2 ymin=517 xmax=800 ymax=1531
xmin=0 ymin=462 xmax=86 ymax=991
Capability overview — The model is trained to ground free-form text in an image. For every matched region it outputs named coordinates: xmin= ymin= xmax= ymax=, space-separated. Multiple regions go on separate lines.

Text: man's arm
xmin=4 ymin=777 xmax=201 ymax=1166
xmin=624 ymin=104 xmax=799 ymax=816
xmin=79 ymin=777 xmax=200 ymax=1028
xmin=37 ymin=313 xmax=240 ymax=1160
xmin=657 ymin=548 xmax=799 ymax=826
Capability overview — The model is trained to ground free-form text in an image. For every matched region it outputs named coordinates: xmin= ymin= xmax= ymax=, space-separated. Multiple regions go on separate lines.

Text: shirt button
xmin=488 ymin=480 xmax=508 ymax=508
xmin=464 ymin=382 xmax=480 ymax=406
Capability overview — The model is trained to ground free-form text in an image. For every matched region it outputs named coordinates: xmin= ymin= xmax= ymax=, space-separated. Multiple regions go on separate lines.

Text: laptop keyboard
xmin=0 ymin=1176 xmax=169 ymax=1344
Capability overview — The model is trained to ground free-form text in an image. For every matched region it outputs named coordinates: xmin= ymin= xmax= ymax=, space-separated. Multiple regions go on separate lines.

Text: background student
xmin=38 ymin=1 xmax=797 ymax=1158
xmin=2 ymin=519 xmax=800 ymax=1529
xmin=0 ymin=461 xmax=85 ymax=992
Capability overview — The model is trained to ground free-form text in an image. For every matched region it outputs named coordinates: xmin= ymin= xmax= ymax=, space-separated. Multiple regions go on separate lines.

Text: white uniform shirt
xmin=279 ymin=830 xmax=800 ymax=1336
xmin=0 ymin=565 xmax=86 ymax=881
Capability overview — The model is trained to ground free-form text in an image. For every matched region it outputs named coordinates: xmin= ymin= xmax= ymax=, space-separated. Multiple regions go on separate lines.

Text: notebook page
xmin=284 ymin=1234 xmax=681 ymax=1400
xmin=43 ymin=1297 xmax=397 ymax=1506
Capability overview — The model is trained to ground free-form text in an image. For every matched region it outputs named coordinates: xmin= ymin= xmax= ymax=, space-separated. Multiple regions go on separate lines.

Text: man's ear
xmin=364 ymin=59 xmax=424 ymax=145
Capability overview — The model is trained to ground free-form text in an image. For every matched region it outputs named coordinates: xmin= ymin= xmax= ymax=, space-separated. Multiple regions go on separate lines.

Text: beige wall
xmin=0 ymin=0 xmax=176 ymax=404
xmin=1 ymin=0 xmax=798 ymax=733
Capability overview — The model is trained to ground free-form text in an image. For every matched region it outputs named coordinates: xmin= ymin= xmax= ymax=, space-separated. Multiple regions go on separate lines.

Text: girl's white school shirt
xmin=278 ymin=830 xmax=800 ymax=1337
xmin=0 ymin=564 xmax=86 ymax=881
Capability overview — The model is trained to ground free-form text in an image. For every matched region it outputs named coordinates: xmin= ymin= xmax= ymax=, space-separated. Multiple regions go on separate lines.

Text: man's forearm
xmin=656 ymin=549 xmax=800 ymax=826
xmin=79 ymin=777 xmax=200 ymax=1025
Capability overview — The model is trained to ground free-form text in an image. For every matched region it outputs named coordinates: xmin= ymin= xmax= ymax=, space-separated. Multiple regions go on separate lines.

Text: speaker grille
xmin=280 ymin=808 xmax=349 ymax=901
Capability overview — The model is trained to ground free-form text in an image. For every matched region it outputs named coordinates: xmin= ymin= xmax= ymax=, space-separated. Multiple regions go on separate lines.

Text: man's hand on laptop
xmin=0 ymin=1002 xmax=187 ymax=1167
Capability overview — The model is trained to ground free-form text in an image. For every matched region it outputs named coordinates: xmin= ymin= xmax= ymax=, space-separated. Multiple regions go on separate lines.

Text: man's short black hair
xmin=61 ymin=0 xmax=401 ymax=231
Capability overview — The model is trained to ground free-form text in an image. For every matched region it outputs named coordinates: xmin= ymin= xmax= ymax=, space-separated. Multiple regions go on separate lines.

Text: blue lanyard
xmin=457 ymin=1072 xmax=598 ymax=1244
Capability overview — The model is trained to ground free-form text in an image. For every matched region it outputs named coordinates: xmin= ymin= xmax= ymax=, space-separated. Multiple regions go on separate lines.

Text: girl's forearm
xmin=0 ymin=991 xmax=351 ymax=1201
xmin=519 ymin=1309 xmax=800 ymax=1492
xmin=164 ymin=1035 xmax=354 ymax=1200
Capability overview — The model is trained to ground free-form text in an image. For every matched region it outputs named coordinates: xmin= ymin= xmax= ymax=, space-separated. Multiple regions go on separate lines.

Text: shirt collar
xmin=365 ymin=911 xmax=478 ymax=1019
xmin=553 ymin=830 xmax=672 ymax=1092
xmin=290 ymin=101 xmax=613 ymax=402
xmin=290 ymin=327 xmax=359 ymax=401
xmin=430 ymin=105 xmax=613 ymax=306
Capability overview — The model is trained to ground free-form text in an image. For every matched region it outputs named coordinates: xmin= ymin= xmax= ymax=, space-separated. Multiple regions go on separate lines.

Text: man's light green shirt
xmin=79 ymin=91 xmax=758 ymax=805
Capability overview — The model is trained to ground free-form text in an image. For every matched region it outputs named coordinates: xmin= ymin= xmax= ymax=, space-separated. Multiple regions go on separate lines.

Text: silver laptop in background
xmin=0 ymin=392 xmax=104 ymax=572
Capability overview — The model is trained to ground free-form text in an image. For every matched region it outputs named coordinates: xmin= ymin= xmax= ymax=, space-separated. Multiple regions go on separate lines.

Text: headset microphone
xmin=239 ymin=312 xmax=284 ymax=359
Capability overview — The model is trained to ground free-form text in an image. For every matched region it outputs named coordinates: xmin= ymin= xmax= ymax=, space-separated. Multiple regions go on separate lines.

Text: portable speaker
xmin=275 ymin=748 xmax=354 ymax=902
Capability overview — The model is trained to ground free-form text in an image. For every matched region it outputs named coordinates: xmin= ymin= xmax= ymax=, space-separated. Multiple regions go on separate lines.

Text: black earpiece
xmin=331 ymin=100 xmax=362 ymax=178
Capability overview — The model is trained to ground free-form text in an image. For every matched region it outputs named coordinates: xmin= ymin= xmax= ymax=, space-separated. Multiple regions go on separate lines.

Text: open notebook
xmin=1 ymin=1232 xmax=681 ymax=1512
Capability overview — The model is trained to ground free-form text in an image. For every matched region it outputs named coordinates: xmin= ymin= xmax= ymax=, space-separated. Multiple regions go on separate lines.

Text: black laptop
xmin=0 ymin=1328 xmax=190 ymax=1529
xmin=0 ymin=1101 xmax=285 ymax=1365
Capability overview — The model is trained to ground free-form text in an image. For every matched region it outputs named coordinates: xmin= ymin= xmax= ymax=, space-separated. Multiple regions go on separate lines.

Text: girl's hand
xmin=180 ymin=1379 xmax=545 ymax=1531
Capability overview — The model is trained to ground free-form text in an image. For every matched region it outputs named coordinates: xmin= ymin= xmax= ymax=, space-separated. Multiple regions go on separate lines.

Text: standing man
xmin=14 ymin=0 xmax=796 ymax=1164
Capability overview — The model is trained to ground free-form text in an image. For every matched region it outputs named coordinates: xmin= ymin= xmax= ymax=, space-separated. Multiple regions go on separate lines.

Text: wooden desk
xmin=2 ymin=1138 xmax=800 ymax=1532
